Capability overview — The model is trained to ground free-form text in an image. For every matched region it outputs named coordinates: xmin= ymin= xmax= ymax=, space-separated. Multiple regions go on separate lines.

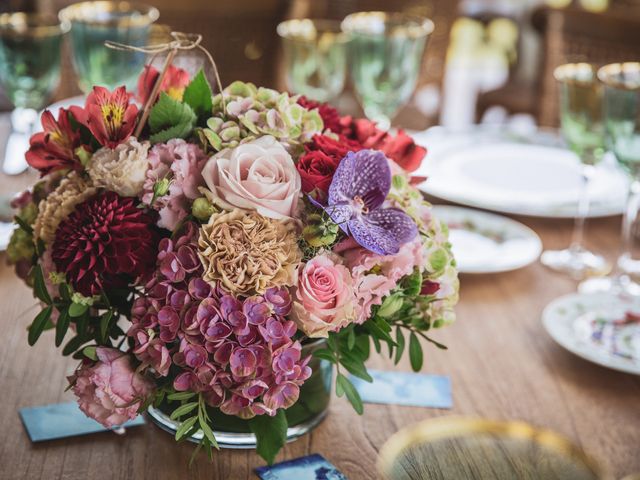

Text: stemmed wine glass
xmin=341 ymin=11 xmax=433 ymax=130
xmin=59 ymin=1 xmax=159 ymax=93
xmin=580 ymin=62 xmax=640 ymax=296
xmin=540 ymin=63 xmax=610 ymax=279
xmin=0 ymin=13 xmax=69 ymax=175
xmin=277 ymin=19 xmax=349 ymax=103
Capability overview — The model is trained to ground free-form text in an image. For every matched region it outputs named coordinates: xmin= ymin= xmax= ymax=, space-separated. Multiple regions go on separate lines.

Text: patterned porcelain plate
xmin=432 ymin=205 xmax=541 ymax=274
xmin=542 ymin=292 xmax=640 ymax=376
xmin=411 ymin=126 xmax=628 ymax=218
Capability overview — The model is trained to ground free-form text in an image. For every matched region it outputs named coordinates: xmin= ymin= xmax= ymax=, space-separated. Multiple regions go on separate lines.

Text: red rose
xmin=297 ymin=150 xmax=341 ymax=195
xmin=306 ymin=134 xmax=362 ymax=161
xmin=352 ymin=119 xmax=427 ymax=172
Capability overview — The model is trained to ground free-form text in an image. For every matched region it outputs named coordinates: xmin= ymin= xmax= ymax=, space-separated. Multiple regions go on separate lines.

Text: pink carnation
xmin=142 ymin=139 xmax=208 ymax=230
xmin=291 ymin=254 xmax=356 ymax=337
xmin=69 ymin=348 xmax=154 ymax=428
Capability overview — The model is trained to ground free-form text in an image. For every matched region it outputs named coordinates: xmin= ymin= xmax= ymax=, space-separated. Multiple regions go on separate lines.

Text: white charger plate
xmin=542 ymin=292 xmax=640 ymax=376
xmin=433 ymin=205 xmax=541 ymax=274
xmin=412 ymin=127 xmax=628 ymax=218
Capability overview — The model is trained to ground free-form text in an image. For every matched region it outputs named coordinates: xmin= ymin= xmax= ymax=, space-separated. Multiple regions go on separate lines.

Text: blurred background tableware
xmin=580 ymin=63 xmax=640 ymax=296
xmin=58 ymin=1 xmax=159 ymax=93
xmin=542 ymin=292 xmax=640 ymax=376
xmin=377 ymin=417 xmax=610 ymax=480
xmin=540 ymin=63 xmax=611 ymax=279
xmin=341 ymin=11 xmax=433 ymax=130
xmin=411 ymin=125 xmax=627 ymax=218
xmin=432 ymin=205 xmax=542 ymax=274
xmin=0 ymin=12 xmax=68 ymax=175
xmin=277 ymin=18 xmax=348 ymax=102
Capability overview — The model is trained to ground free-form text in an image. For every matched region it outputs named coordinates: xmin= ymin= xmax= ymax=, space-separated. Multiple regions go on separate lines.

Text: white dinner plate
xmin=542 ymin=292 xmax=640 ymax=376
xmin=432 ymin=205 xmax=542 ymax=274
xmin=411 ymin=126 xmax=628 ymax=218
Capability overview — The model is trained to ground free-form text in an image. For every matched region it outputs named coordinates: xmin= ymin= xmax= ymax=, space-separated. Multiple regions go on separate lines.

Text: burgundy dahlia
xmin=52 ymin=191 xmax=160 ymax=296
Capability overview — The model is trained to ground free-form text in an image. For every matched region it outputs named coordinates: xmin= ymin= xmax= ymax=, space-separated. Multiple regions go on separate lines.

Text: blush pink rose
xmin=291 ymin=254 xmax=356 ymax=337
xmin=70 ymin=348 xmax=154 ymax=427
xmin=202 ymin=135 xmax=301 ymax=220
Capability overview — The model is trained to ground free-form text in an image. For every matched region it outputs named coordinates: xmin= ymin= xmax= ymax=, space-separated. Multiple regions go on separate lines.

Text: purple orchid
xmin=323 ymin=149 xmax=418 ymax=255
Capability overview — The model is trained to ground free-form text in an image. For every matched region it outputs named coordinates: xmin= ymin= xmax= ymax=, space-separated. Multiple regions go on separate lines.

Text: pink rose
xmin=291 ymin=254 xmax=356 ymax=337
xmin=70 ymin=348 xmax=154 ymax=427
xmin=202 ymin=135 xmax=301 ymax=219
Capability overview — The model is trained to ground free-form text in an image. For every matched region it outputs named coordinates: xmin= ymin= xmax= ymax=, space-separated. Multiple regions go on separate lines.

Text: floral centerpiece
xmin=8 ymin=63 xmax=458 ymax=464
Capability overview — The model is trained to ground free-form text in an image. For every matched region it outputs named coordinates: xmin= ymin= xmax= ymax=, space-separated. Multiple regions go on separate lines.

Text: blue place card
xmin=349 ymin=370 xmax=452 ymax=409
xmin=19 ymin=402 xmax=145 ymax=442
xmin=255 ymin=454 xmax=347 ymax=480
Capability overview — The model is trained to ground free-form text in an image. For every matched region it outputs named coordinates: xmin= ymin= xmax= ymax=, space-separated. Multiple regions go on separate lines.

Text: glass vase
xmin=147 ymin=339 xmax=332 ymax=448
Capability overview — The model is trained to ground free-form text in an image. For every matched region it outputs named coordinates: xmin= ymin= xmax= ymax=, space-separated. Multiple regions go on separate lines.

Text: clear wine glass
xmin=59 ymin=1 xmax=159 ymax=93
xmin=540 ymin=63 xmax=610 ymax=279
xmin=580 ymin=62 xmax=640 ymax=296
xmin=277 ymin=19 xmax=349 ymax=103
xmin=341 ymin=11 xmax=433 ymax=130
xmin=0 ymin=12 xmax=69 ymax=176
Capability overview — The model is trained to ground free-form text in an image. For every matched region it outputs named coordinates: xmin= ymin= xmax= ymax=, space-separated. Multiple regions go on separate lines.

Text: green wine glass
xmin=580 ymin=62 xmax=640 ymax=295
xmin=341 ymin=11 xmax=433 ymax=130
xmin=540 ymin=63 xmax=610 ymax=279
xmin=0 ymin=12 xmax=69 ymax=175
xmin=59 ymin=1 xmax=159 ymax=93
xmin=277 ymin=19 xmax=349 ymax=103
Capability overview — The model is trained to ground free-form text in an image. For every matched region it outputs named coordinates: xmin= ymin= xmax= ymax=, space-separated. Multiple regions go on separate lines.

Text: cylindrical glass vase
xmin=147 ymin=339 xmax=332 ymax=448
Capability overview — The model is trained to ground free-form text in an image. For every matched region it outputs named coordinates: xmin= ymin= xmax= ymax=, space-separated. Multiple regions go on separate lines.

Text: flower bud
xmin=192 ymin=197 xmax=216 ymax=222
xmin=153 ymin=178 xmax=171 ymax=198
xmin=377 ymin=294 xmax=404 ymax=318
xmin=302 ymin=213 xmax=338 ymax=247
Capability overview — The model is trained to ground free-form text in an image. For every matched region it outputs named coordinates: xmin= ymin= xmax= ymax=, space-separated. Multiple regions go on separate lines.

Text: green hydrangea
xmin=202 ymin=81 xmax=323 ymax=154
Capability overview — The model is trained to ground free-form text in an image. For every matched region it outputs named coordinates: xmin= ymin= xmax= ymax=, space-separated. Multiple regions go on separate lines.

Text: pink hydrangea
xmin=142 ymin=139 xmax=208 ymax=230
xmin=69 ymin=348 xmax=154 ymax=427
xmin=128 ymin=222 xmax=311 ymax=419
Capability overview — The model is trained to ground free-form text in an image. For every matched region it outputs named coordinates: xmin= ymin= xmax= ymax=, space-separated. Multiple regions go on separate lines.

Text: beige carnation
xmin=198 ymin=209 xmax=301 ymax=295
xmin=87 ymin=137 xmax=150 ymax=197
xmin=34 ymin=172 xmax=97 ymax=244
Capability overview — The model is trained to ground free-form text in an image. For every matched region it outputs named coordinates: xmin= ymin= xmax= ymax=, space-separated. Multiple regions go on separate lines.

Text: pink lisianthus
xmin=291 ymin=254 xmax=356 ymax=337
xmin=142 ymin=139 xmax=208 ymax=230
xmin=202 ymin=135 xmax=301 ymax=220
xmin=353 ymin=273 xmax=397 ymax=324
xmin=69 ymin=348 xmax=154 ymax=428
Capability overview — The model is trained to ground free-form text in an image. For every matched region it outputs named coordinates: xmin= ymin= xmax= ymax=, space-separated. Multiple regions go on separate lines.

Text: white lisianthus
xmin=87 ymin=137 xmax=150 ymax=197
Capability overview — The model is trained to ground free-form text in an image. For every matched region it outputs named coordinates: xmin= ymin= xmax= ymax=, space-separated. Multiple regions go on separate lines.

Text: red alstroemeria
xmin=25 ymin=108 xmax=85 ymax=176
xmin=137 ymin=64 xmax=190 ymax=105
xmin=71 ymin=86 xmax=139 ymax=149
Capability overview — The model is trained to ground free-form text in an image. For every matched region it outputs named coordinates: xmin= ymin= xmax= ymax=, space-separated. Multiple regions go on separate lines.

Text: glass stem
xmin=617 ymin=179 xmax=640 ymax=277
xmin=569 ymin=164 xmax=595 ymax=254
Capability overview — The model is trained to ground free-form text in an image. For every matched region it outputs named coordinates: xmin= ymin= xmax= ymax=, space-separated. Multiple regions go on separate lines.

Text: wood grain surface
xmin=0 ymin=134 xmax=639 ymax=479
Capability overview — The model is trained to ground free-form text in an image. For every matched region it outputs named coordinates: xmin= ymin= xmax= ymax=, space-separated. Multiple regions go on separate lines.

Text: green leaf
xmin=336 ymin=373 xmax=363 ymax=415
xmin=68 ymin=302 xmax=88 ymax=318
xmin=58 ymin=283 xmax=71 ymax=303
xmin=183 ymin=69 xmax=213 ymax=121
xmin=33 ymin=264 xmax=52 ymax=305
xmin=13 ymin=215 xmax=33 ymax=234
xmin=149 ymin=92 xmax=196 ymax=134
xmin=339 ymin=354 xmax=373 ymax=383
xmin=28 ymin=305 xmax=53 ymax=346
xmin=82 ymin=345 xmax=97 ymax=360
xmin=347 ymin=328 xmax=356 ymax=350
xmin=55 ymin=308 xmax=71 ymax=347
xmin=175 ymin=415 xmax=198 ymax=441
xmin=167 ymin=391 xmax=197 ymax=401
xmin=249 ymin=409 xmax=288 ymax=465
xmin=198 ymin=403 xmax=219 ymax=449
xmin=409 ymin=332 xmax=424 ymax=372
xmin=313 ymin=349 xmax=336 ymax=363
xmin=365 ymin=319 xmax=396 ymax=345
xmin=169 ymin=402 xmax=198 ymax=420
xmin=150 ymin=122 xmax=195 ymax=143
xmin=62 ymin=334 xmax=89 ymax=356
xmin=100 ymin=310 xmax=114 ymax=342
xmin=394 ymin=327 xmax=405 ymax=365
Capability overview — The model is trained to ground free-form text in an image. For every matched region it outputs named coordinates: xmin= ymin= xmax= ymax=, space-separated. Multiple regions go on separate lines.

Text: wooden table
xmin=0 ymin=165 xmax=639 ymax=479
